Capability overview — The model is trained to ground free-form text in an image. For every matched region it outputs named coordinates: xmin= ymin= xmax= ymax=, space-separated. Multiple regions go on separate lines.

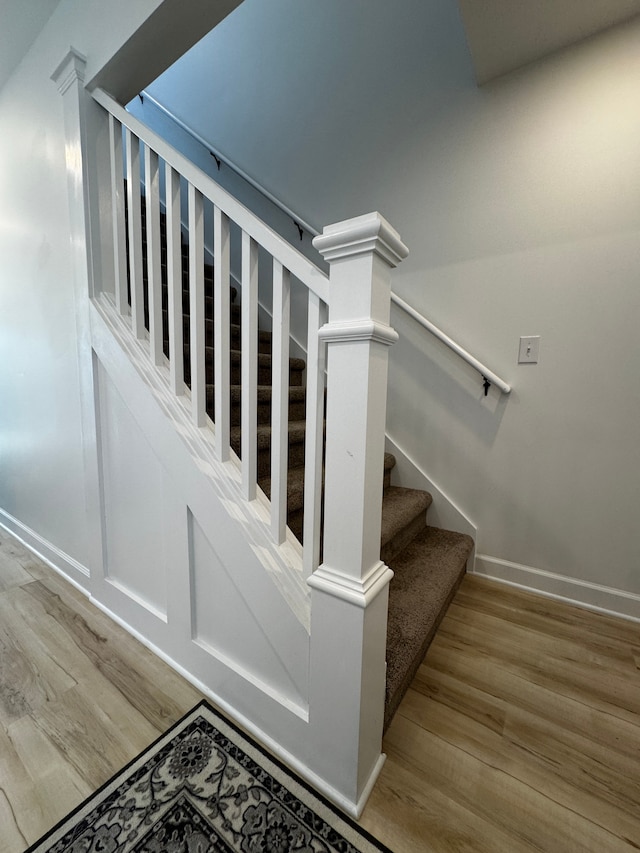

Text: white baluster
xmin=144 ymin=146 xmax=162 ymax=365
xmin=165 ymin=164 xmax=183 ymax=394
xmin=241 ymin=231 xmax=258 ymax=500
xmin=108 ymin=114 xmax=127 ymax=315
xmin=188 ymin=183 xmax=206 ymax=426
xmin=303 ymin=293 xmax=327 ymax=578
xmin=214 ymin=206 xmax=231 ymax=460
xmin=125 ymin=129 xmax=144 ymax=338
xmin=270 ymin=260 xmax=290 ymax=544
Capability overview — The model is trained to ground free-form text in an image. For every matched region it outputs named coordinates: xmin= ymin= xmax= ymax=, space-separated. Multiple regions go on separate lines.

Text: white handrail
xmin=127 ymin=90 xmax=511 ymax=396
xmin=391 ymin=292 xmax=511 ymax=395
xmin=92 ymin=87 xmax=330 ymax=304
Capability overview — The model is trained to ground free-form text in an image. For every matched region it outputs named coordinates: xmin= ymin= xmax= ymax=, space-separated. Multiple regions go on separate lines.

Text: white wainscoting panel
xmin=96 ymin=360 xmax=169 ymax=620
xmin=188 ymin=510 xmax=308 ymax=711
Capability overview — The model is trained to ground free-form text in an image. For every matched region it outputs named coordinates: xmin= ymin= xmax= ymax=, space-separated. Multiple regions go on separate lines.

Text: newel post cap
xmin=313 ymin=212 xmax=409 ymax=267
xmin=51 ymin=47 xmax=87 ymax=95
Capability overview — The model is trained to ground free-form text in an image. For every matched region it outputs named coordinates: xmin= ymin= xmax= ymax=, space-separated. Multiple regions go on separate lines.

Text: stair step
xmin=384 ymin=526 xmax=474 ymax=730
xmin=230 ymin=419 xmax=307 ymax=478
xmin=178 ymin=323 xmax=272 ymax=355
xmin=382 ymin=452 xmax=396 ymax=492
xmin=162 ymin=303 xmax=242 ymax=329
xmin=380 ymin=487 xmax=432 ymax=564
xmin=274 ymin=451 xmax=397 ymax=546
xmin=184 ymin=349 xmax=305 ymax=388
xmin=259 ymin=465 xmax=306 ymax=515
xmin=206 ymin=385 xmax=307 ymax=426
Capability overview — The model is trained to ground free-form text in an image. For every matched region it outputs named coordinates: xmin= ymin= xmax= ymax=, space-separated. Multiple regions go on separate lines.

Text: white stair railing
xmin=96 ymin=87 xmax=333 ymax=573
xmin=89 ymin=86 xmax=408 ymax=809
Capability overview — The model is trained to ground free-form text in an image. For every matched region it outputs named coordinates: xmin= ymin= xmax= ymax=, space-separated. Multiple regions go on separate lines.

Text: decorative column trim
xmin=307 ymin=561 xmax=394 ymax=609
xmin=318 ymin=318 xmax=399 ymax=346
xmin=313 ymin=211 xmax=409 ymax=266
xmin=51 ymin=47 xmax=87 ymax=94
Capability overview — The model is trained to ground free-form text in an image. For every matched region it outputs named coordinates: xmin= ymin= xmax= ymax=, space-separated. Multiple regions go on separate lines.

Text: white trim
xmin=313 ymin=211 xmax=409 ymax=267
xmin=473 ymin=554 xmax=640 ymax=623
xmin=307 ymin=561 xmax=394 ymax=609
xmin=85 ymin=595 xmax=373 ymax=817
xmin=91 ymin=88 xmax=330 ymax=305
xmin=384 ymin=433 xmax=477 ymax=543
xmin=0 ymin=510 xmax=90 ymax=589
xmin=318 ymin=319 xmax=399 ymax=347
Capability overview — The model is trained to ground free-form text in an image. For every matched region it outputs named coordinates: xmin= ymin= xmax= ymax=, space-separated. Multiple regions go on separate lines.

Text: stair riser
xmin=230 ymin=437 xmax=306 ymax=480
xmin=185 ymin=363 xmax=304 ymax=388
xmin=206 ymin=396 xmax=307 ymax=427
xmin=381 ymin=511 xmax=429 ymax=566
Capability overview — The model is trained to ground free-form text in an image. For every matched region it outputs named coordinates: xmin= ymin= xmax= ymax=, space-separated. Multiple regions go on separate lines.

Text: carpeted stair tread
xmin=384 ymin=526 xmax=474 ymax=729
xmin=230 ymin=419 xmax=307 ymax=453
xmin=259 ymin=465 xmax=306 ymax=513
xmin=206 ymin=385 xmax=307 ymax=426
xmin=380 ymin=486 xmax=432 ymax=564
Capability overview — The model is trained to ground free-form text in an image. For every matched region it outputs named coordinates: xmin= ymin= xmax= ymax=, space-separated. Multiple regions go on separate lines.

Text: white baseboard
xmin=0 ymin=508 xmax=91 ymax=593
xmin=474 ymin=554 xmax=640 ymax=623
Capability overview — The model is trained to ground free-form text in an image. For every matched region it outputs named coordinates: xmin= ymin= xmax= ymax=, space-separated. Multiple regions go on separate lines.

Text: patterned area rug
xmin=28 ymin=700 xmax=392 ymax=853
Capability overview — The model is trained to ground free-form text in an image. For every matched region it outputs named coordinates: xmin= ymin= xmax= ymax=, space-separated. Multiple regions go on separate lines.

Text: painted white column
xmin=51 ymin=49 xmax=106 ymax=587
xmin=307 ymin=212 xmax=408 ymax=814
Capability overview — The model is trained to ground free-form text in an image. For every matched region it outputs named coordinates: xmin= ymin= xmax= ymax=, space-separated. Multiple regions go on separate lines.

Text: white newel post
xmin=308 ymin=213 xmax=408 ymax=815
xmin=51 ymin=49 xmax=106 ymax=586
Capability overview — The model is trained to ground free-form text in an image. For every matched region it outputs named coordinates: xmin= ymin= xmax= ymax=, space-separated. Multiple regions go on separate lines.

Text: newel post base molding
xmin=307 ymin=212 xmax=408 ymax=813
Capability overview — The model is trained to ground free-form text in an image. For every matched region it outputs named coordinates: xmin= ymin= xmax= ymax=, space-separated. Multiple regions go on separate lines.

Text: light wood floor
xmin=1 ymin=531 xmax=639 ymax=851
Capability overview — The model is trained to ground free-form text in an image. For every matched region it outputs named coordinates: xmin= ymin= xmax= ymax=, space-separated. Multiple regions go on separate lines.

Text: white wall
xmin=145 ymin=1 xmax=640 ymax=609
xmin=0 ymin=0 xmax=240 ymax=572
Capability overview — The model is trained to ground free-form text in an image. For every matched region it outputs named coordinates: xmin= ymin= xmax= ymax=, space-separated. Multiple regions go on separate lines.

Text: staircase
xmin=142 ymin=206 xmax=473 ymax=730
xmin=72 ymin=81 xmax=480 ymax=811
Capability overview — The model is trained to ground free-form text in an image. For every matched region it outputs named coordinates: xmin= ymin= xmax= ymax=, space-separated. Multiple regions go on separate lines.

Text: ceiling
xmin=0 ymin=0 xmax=62 ymax=92
xmin=1 ymin=0 xmax=639 ymax=95
xmin=459 ymin=0 xmax=640 ymax=83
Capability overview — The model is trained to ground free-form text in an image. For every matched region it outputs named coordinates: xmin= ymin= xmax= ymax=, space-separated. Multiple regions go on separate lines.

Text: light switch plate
xmin=518 ymin=336 xmax=540 ymax=363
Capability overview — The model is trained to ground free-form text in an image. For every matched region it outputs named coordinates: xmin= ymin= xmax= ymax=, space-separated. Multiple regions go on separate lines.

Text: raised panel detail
xmin=188 ymin=510 xmax=306 ymax=709
xmin=97 ymin=361 xmax=168 ymax=619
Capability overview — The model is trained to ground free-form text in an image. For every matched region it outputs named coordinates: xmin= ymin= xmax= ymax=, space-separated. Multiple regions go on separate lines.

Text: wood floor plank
xmin=0 ymin=548 xmax=34 ymax=592
xmin=430 ymin=616 xmax=640 ymax=728
xmin=400 ymin=678 xmax=640 ymax=846
xmin=385 ymin=713 xmax=633 ymax=853
xmin=6 ymin=716 xmax=91 ymax=845
xmin=2 ymin=535 xmax=640 ymax=852
xmin=412 ymin=662 xmax=640 ymax=769
xmin=23 ymin=578 xmax=202 ymax=732
xmin=32 ymin=680 xmax=159 ymax=791
xmin=0 ymin=590 xmax=77 ymax=722
xmin=0 ymin=789 xmax=28 ymax=853
xmin=360 ymin=750 xmax=538 ymax=853
xmin=445 ymin=597 xmax=639 ymax=676
xmin=458 ymin=575 xmax=640 ymax=650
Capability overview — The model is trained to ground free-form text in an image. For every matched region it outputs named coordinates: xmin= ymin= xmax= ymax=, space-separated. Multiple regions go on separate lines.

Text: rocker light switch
xmin=518 ymin=336 xmax=540 ymax=364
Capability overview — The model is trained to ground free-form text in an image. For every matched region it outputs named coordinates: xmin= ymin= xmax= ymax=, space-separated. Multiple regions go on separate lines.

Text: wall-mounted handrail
xmin=138 ymin=90 xmax=319 ymax=241
xmin=132 ymin=90 xmax=511 ymax=396
xmin=391 ymin=292 xmax=511 ymax=395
